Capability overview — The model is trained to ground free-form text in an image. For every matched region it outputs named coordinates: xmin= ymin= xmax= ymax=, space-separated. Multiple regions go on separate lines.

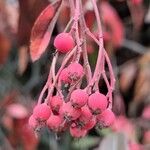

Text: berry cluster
xmin=29 ymin=90 xmax=115 ymax=138
xmin=29 ymin=0 xmax=115 ymax=139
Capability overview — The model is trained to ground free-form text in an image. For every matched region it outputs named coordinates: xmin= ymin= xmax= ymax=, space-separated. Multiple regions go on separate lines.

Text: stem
xmin=79 ymin=0 xmax=92 ymax=84
xmin=51 ymin=52 xmax=58 ymax=82
xmin=69 ymin=0 xmax=75 ymax=17
xmin=91 ymin=0 xmax=104 ymax=81
xmin=73 ymin=0 xmax=82 ymax=62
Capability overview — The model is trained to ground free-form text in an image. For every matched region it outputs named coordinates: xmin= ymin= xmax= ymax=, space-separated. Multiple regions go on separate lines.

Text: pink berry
xmin=33 ymin=103 xmax=51 ymax=121
xmin=28 ymin=115 xmax=38 ymax=129
xmin=50 ymin=96 xmax=63 ymax=113
xmin=70 ymin=124 xmax=87 ymax=138
xmin=59 ymin=102 xmax=81 ymax=121
xmin=88 ymin=92 xmax=108 ymax=114
xmin=97 ymin=109 xmax=115 ymax=127
xmin=71 ymin=89 xmax=88 ymax=108
xmin=54 ymin=33 xmax=74 ymax=53
xmin=79 ymin=105 xmax=93 ymax=123
xmin=47 ymin=114 xmax=63 ymax=132
xmin=67 ymin=62 xmax=84 ymax=82
xmin=83 ymin=117 xmax=96 ymax=130
xmin=59 ymin=68 xmax=71 ymax=84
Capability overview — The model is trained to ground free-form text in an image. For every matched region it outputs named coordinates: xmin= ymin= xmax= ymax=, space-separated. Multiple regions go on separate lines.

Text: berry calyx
xmin=97 ymin=109 xmax=115 ymax=127
xmin=47 ymin=114 xmax=63 ymax=132
xmin=33 ymin=103 xmax=51 ymax=121
xmin=54 ymin=33 xmax=75 ymax=53
xmin=71 ymin=89 xmax=88 ymax=108
xmin=50 ymin=96 xmax=63 ymax=113
xmin=88 ymin=92 xmax=108 ymax=114
xmin=59 ymin=102 xmax=81 ymax=121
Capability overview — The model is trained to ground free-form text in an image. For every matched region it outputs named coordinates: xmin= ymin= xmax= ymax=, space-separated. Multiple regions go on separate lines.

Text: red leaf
xmin=7 ymin=104 xmax=28 ymax=119
xmin=100 ymin=2 xmax=124 ymax=47
xmin=30 ymin=0 xmax=62 ymax=62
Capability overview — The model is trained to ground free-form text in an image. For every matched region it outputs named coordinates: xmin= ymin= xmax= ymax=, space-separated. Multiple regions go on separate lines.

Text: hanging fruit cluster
xmin=29 ymin=0 xmax=115 ymax=138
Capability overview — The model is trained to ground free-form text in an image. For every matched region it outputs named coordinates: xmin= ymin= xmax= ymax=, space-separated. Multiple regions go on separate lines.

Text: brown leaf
xmin=18 ymin=0 xmax=49 ymax=46
xmin=120 ymin=60 xmax=137 ymax=93
xmin=30 ymin=0 xmax=62 ymax=62
xmin=133 ymin=51 xmax=150 ymax=103
xmin=0 ymin=33 xmax=11 ymax=65
xmin=18 ymin=46 xmax=29 ymax=75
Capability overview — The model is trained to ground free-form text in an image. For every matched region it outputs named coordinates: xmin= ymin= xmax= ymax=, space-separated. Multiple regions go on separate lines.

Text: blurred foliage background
xmin=0 ymin=0 xmax=150 ymax=150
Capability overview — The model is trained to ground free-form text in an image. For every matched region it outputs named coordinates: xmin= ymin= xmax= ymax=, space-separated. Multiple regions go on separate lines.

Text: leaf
xmin=0 ymin=32 xmax=11 ymax=65
xmin=18 ymin=0 xmax=49 ymax=46
xmin=100 ymin=2 xmax=124 ymax=47
xmin=120 ymin=60 xmax=137 ymax=93
xmin=18 ymin=46 xmax=29 ymax=75
xmin=133 ymin=51 xmax=150 ymax=103
xmin=72 ymin=136 xmax=99 ymax=150
xmin=30 ymin=0 xmax=62 ymax=62
xmin=98 ymin=133 xmax=128 ymax=150
xmin=7 ymin=103 xmax=28 ymax=119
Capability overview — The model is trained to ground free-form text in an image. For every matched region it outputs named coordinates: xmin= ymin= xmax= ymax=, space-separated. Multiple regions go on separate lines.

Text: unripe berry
xmin=70 ymin=124 xmax=87 ymax=138
xmin=97 ymin=109 xmax=115 ymax=127
xmin=50 ymin=96 xmax=63 ymax=113
xmin=59 ymin=68 xmax=71 ymax=84
xmin=59 ymin=102 xmax=81 ymax=121
xmin=79 ymin=105 xmax=93 ymax=123
xmin=71 ymin=89 xmax=88 ymax=108
xmin=47 ymin=114 xmax=63 ymax=132
xmin=67 ymin=62 xmax=84 ymax=82
xmin=54 ymin=33 xmax=74 ymax=53
xmin=28 ymin=115 xmax=38 ymax=129
xmin=88 ymin=92 xmax=108 ymax=114
xmin=33 ymin=103 xmax=51 ymax=121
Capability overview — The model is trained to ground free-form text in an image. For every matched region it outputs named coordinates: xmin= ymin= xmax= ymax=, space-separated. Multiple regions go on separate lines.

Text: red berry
xmin=67 ymin=62 xmax=84 ymax=82
xmin=88 ymin=92 xmax=108 ymax=114
xmin=47 ymin=114 xmax=63 ymax=132
xmin=71 ymin=89 xmax=88 ymax=108
xmin=54 ymin=33 xmax=74 ymax=53
xmin=50 ymin=96 xmax=63 ymax=113
xmin=83 ymin=117 xmax=96 ymax=130
xmin=70 ymin=124 xmax=87 ymax=138
xmin=79 ymin=105 xmax=93 ymax=123
xmin=59 ymin=102 xmax=81 ymax=121
xmin=33 ymin=103 xmax=51 ymax=121
xmin=28 ymin=115 xmax=38 ymax=129
xmin=97 ymin=109 xmax=115 ymax=127
xmin=59 ymin=68 xmax=71 ymax=84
